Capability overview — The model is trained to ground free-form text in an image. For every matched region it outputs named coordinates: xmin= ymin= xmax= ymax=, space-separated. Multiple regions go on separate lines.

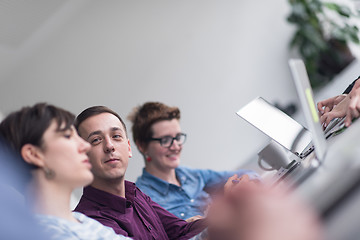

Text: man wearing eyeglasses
xmin=127 ymin=102 xmax=259 ymax=221
xmin=73 ymin=106 xmax=207 ymax=240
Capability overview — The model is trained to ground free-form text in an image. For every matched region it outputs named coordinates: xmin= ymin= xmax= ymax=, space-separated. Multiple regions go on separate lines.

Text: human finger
xmin=317 ymin=102 xmax=325 ymax=114
xmin=317 ymin=100 xmax=331 ymax=114
xmin=185 ymin=215 xmax=203 ymax=223
xmin=317 ymin=97 xmax=335 ymax=113
xmin=349 ymin=104 xmax=360 ymax=120
xmin=321 ymin=107 xmax=332 ymax=127
xmin=324 ymin=106 xmax=331 ymax=114
xmin=320 ymin=112 xmax=328 ymax=125
xmin=325 ymin=110 xmax=347 ymax=126
xmin=224 ymin=174 xmax=239 ymax=195
xmin=344 ymin=99 xmax=356 ymax=127
xmin=351 ymin=95 xmax=360 ymax=118
xmin=239 ymin=174 xmax=250 ymax=182
xmin=320 ymin=112 xmax=335 ymax=128
xmin=345 ymin=108 xmax=353 ymax=127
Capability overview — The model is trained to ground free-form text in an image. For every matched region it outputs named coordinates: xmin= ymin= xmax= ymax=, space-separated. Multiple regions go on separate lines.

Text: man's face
xmin=77 ymin=113 xmax=132 ymax=184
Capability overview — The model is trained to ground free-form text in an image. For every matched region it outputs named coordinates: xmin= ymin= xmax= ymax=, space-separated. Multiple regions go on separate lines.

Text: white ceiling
xmin=0 ymin=0 xmax=87 ymax=80
xmin=0 ymin=0 xmax=359 ymax=81
xmin=0 ymin=0 xmax=67 ymax=48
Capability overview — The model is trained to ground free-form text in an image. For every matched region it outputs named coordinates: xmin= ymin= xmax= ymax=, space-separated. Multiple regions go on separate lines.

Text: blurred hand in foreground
xmin=206 ymin=175 xmax=324 ymax=240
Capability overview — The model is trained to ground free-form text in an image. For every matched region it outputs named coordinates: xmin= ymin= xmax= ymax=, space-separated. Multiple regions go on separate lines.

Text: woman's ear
xmin=135 ymin=140 xmax=146 ymax=154
xmin=20 ymin=144 xmax=45 ymax=168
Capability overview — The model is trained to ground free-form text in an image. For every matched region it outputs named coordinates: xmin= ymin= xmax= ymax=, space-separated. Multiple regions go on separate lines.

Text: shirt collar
xmin=83 ymin=181 xmax=137 ymax=214
xmin=140 ymin=169 xmax=172 ymax=195
xmin=175 ymin=168 xmax=188 ymax=184
xmin=140 ymin=168 xmax=189 ymax=195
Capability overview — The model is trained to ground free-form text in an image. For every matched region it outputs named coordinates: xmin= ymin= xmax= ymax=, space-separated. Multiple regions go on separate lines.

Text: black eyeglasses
xmin=148 ymin=133 xmax=187 ymax=148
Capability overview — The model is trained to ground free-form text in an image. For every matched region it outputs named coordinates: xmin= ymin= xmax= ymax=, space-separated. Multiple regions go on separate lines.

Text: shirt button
xmin=180 ymin=213 xmax=185 ymax=217
xmin=147 ymin=225 xmax=152 ymax=230
xmin=190 ymin=199 xmax=194 ymax=203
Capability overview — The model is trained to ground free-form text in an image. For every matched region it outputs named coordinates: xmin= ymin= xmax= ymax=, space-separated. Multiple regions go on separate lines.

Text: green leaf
xmin=324 ymin=3 xmax=351 ymax=17
xmin=286 ymin=0 xmax=359 ymax=88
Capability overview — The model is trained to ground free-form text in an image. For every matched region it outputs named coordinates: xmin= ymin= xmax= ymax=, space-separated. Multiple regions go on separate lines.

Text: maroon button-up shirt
xmin=74 ymin=181 xmax=206 ymax=240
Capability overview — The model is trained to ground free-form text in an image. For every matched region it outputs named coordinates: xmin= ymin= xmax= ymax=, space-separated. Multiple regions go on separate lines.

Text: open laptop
xmin=236 ymin=96 xmax=317 ymax=185
xmin=288 ymin=59 xmax=360 ymax=220
xmin=237 ymin=59 xmax=342 ymax=162
xmin=288 ymin=59 xmax=328 ymax=161
xmin=236 ymin=96 xmax=313 ymax=159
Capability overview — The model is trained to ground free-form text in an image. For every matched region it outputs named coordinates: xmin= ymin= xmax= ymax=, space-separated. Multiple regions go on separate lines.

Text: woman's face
xmin=145 ymin=119 xmax=183 ymax=171
xmin=40 ymin=120 xmax=93 ymax=188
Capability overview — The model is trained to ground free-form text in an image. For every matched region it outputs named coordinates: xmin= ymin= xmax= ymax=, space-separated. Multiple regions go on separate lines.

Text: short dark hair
xmin=75 ymin=106 xmax=128 ymax=137
xmin=0 ymin=103 xmax=75 ymax=168
xmin=127 ymin=102 xmax=180 ymax=147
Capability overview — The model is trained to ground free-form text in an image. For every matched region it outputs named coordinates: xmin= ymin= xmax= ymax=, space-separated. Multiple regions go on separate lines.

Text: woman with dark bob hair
xmin=128 ymin=101 xmax=259 ymax=221
xmin=0 ymin=103 xmax=131 ymax=240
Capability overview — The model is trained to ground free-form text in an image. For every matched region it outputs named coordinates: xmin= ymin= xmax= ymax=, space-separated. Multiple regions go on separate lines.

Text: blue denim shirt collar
xmin=139 ymin=168 xmax=188 ymax=196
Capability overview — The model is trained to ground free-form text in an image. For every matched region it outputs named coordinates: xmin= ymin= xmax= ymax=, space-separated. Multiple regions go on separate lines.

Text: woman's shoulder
xmin=36 ymin=212 xmax=131 ymax=240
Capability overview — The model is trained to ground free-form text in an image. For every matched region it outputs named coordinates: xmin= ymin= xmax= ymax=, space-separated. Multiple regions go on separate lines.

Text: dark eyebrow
xmin=111 ymin=127 xmax=127 ymax=136
xmin=87 ymin=130 xmax=102 ymax=140
xmin=111 ymin=127 xmax=123 ymax=132
xmin=56 ymin=123 xmax=74 ymax=133
xmin=87 ymin=127 xmax=124 ymax=140
xmin=57 ymin=127 xmax=73 ymax=133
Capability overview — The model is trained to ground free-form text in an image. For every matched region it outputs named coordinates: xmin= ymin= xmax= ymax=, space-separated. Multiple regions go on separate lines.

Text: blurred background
xmin=0 ymin=0 xmax=359 ymax=184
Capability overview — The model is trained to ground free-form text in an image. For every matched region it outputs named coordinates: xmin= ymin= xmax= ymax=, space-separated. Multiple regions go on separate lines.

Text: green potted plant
xmin=287 ymin=0 xmax=360 ymax=88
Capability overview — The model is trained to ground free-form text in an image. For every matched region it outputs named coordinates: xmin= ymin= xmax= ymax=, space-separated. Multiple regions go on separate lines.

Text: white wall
xmin=0 ymin=0 xmax=330 ymax=182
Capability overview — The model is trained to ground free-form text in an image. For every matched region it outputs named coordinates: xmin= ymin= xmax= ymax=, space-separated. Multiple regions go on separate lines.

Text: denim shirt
xmin=135 ymin=166 xmax=259 ymax=220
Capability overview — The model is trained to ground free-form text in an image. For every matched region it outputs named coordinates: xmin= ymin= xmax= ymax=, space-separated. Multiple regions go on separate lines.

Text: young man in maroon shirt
xmin=74 ymin=106 xmax=206 ymax=240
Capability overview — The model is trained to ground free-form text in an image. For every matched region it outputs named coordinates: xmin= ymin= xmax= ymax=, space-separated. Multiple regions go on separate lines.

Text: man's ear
xmin=128 ymin=139 xmax=133 ymax=158
xmin=20 ymin=144 xmax=45 ymax=168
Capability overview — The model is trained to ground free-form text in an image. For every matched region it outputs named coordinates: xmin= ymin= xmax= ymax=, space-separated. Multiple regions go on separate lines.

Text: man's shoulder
xmin=74 ymin=196 xmax=98 ymax=213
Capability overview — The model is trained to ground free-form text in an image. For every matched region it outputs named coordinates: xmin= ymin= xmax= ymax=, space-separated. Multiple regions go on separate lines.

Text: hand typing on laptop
xmin=317 ymin=94 xmax=347 ymax=128
xmin=317 ymin=94 xmax=347 ymax=115
xmin=317 ymin=77 xmax=360 ymax=128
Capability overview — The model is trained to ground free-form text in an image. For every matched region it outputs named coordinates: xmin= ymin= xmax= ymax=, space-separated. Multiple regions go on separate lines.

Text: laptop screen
xmin=236 ymin=96 xmax=312 ymax=156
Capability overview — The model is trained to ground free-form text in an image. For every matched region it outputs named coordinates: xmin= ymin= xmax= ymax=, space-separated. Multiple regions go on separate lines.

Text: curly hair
xmin=127 ymin=102 xmax=180 ymax=148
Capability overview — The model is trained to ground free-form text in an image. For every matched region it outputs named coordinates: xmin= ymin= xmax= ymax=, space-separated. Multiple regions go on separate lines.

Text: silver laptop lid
xmin=236 ymin=96 xmax=312 ymax=156
xmin=289 ymin=59 xmax=327 ymax=161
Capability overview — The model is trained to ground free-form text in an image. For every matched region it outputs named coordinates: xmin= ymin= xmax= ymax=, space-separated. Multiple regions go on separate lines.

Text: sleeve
xmin=36 ymin=219 xmax=80 ymax=240
xmin=194 ymin=167 xmax=260 ymax=191
xmin=189 ymin=228 xmax=209 ymax=240
xmin=74 ymin=209 xmax=129 ymax=237
xmin=144 ymin=192 xmax=207 ymax=240
xmin=87 ymin=215 xmax=129 ymax=237
xmin=343 ymin=76 xmax=360 ymax=94
xmin=41 ymin=227 xmax=81 ymax=240
xmin=85 ymin=217 xmax=133 ymax=240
